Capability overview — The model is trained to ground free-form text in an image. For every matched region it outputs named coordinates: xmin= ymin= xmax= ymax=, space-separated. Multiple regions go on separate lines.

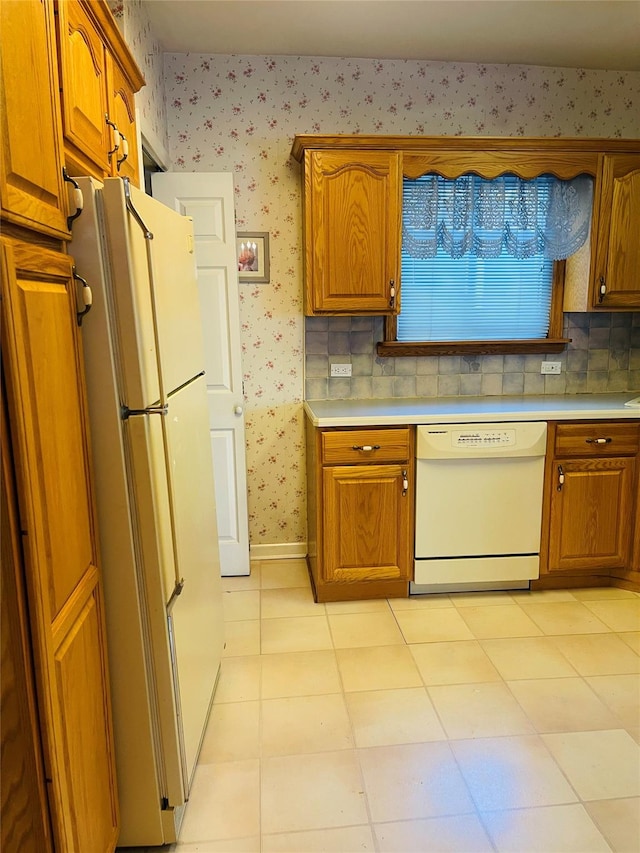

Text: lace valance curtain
xmin=403 ymin=174 xmax=593 ymax=262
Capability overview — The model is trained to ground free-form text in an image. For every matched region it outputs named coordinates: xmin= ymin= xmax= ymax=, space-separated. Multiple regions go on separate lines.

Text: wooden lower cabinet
xmin=1 ymin=412 xmax=53 ymax=853
xmin=307 ymin=421 xmax=413 ymax=601
xmin=1 ymin=237 xmax=119 ymax=851
xmin=537 ymin=420 xmax=640 ymax=589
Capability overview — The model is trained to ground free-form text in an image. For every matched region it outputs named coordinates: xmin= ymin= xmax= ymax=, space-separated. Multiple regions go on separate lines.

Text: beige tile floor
xmin=148 ymin=560 xmax=640 ymax=852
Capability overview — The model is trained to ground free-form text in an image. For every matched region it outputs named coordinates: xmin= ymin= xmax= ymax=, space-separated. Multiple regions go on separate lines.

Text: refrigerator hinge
xmin=121 ymin=403 xmax=168 ymax=420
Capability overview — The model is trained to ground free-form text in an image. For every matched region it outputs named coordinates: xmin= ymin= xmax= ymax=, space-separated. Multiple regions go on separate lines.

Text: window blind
xmin=398 ymin=252 xmax=554 ymax=341
xmin=397 ymin=173 xmax=592 ymax=343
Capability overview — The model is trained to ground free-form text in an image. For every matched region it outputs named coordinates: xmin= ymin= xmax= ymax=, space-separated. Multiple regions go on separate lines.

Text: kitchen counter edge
xmin=304 ymin=393 xmax=640 ymax=427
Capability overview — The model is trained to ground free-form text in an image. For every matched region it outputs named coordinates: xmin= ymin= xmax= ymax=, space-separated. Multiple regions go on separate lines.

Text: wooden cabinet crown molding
xmin=291 ymin=134 xmax=640 ymax=162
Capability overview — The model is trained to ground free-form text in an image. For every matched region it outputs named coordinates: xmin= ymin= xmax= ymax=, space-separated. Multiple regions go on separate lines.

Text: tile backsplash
xmin=305 ymin=312 xmax=640 ymax=400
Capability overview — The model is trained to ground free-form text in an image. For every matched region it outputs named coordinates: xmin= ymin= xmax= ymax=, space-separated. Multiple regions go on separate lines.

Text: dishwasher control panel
xmin=416 ymin=422 xmax=547 ymax=460
xmin=452 ymin=428 xmax=516 ymax=448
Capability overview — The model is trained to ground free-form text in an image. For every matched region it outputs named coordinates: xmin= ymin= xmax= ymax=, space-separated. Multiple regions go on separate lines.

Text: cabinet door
xmin=0 ymin=0 xmax=69 ymax=238
xmin=591 ymin=154 xmax=640 ymax=309
xmin=322 ymin=464 xmax=411 ymax=583
xmin=1 ymin=413 xmax=53 ymax=853
xmin=548 ymin=456 xmax=636 ymax=571
xmin=107 ymin=53 xmax=140 ymax=185
xmin=1 ymin=237 xmax=119 ymax=852
xmin=56 ymin=0 xmax=112 ymax=177
xmin=305 ymin=150 xmax=401 ymax=314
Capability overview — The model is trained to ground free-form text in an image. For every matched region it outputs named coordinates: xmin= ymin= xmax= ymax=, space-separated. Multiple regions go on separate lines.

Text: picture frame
xmin=236 ymin=231 xmax=270 ymax=283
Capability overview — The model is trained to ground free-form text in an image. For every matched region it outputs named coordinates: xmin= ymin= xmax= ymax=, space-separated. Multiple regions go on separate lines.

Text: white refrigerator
xmin=71 ymin=176 xmax=225 ymax=846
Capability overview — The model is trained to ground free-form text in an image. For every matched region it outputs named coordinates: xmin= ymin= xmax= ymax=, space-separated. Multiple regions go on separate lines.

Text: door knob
xmin=234 ymin=405 xmax=243 ymax=415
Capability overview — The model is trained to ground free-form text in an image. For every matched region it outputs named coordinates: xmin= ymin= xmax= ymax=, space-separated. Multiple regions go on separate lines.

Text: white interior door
xmin=152 ymin=172 xmax=250 ymax=576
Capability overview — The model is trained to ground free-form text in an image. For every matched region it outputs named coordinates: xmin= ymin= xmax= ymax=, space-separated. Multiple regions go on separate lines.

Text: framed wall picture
xmin=236 ymin=231 xmax=270 ymax=283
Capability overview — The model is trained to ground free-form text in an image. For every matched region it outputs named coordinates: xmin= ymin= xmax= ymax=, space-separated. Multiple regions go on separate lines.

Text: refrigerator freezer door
xmin=101 ymin=178 xmax=206 ymax=408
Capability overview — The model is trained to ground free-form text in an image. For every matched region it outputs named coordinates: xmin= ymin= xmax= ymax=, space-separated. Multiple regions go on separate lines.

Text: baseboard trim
xmin=250 ymin=542 xmax=308 ymax=561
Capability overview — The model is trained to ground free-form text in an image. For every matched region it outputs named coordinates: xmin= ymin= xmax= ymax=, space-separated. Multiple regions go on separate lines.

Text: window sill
xmin=376 ymin=338 xmax=571 ymax=357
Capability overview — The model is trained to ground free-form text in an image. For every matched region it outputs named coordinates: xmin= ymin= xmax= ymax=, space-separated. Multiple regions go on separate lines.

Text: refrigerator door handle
xmin=167 ymin=577 xmax=185 ymax=612
xmin=123 ymin=176 xmax=153 ymax=239
xmin=121 ymin=403 xmax=169 ymax=419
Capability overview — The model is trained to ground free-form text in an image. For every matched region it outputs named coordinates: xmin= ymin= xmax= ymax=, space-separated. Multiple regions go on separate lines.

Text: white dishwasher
xmin=412 ymin=421 xmax=547 ymax=594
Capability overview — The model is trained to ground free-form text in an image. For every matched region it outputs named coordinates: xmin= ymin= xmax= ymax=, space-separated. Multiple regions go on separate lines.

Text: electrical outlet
xmin=330 ymin=363 xmax=352 ymax=377
xmin=540 ymin=361 xmax=562 ymax=374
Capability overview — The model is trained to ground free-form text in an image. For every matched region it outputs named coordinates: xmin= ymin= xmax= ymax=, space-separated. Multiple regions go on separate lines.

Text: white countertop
xmin=304 ymin=393 xmax=640 ymax=427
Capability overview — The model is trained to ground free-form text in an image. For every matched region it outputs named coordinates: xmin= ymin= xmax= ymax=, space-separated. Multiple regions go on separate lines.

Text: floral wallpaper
xmin=98 ymin=17 xmax=640 ymax=551
xmin=160 ymin=53 xmax=639 ymax=548
xmin=108 ymin=0 xmax=169 ymax=166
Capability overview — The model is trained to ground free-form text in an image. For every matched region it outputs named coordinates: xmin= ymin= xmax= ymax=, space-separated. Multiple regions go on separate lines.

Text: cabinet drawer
xmin=554 ymin=422 xmax=640 ymax=457
xmin=321 ymin=428 xmax=411 ymax=465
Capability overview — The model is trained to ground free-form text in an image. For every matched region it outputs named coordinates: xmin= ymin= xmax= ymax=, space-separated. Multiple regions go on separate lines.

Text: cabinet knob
xmin=234 ymin=405 xmax=243 ymax=415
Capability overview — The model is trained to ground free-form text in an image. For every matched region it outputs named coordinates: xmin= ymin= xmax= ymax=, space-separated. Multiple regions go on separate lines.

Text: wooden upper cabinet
xmin=0 ymin=0 xmax=69 ymax=239
xmin=1 ymin=236 xmax=119 ymax=851
xmin=303 ymin=150 xmax=401 ymax=315
xmin=55 ymin=0 xmax=144 ymax=184
xmin=293 ymin=135 xmax=640 ymax=316
xmin=107 ymin=52 xmax=140 ymax=184
xmin=56 ymin=0 xmax=111 ymax=176
xmin=591 ymin=153 xmax=640 ymax=310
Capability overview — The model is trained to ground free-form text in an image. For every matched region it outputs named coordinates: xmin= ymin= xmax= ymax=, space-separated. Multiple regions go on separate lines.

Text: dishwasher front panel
xmin=415 ymin=454 xmax=546 ymax=559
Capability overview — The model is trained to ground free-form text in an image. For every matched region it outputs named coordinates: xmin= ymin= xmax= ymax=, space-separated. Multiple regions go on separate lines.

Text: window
xmin=380 ymin=172 xmax=593 ymax=356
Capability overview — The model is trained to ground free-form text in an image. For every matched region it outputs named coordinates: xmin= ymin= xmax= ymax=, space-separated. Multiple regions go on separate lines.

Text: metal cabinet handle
xmin=402 ymin=469 xmax=409 ymax=496
xmin=389 ymin=279 xmax=396 ymax=308
xmin=106 ymin=115 xmax=121 ymax=157
xmin=73 ymin=267 xmax=92 ymax=326
xmin=598 ymin=276 xmax=606 ymax=303
xmin=557 ymin=464 xmax=565 ymax=491
xmin=352 ymin=444 xmax=381 ymax=452
xmin=585 ymin=437 xmax=612 ymax=444
xmin=63 ymin=168 xmax=83 ymax=230
xmin=117 ymin=132 xmax=129 ymax=169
